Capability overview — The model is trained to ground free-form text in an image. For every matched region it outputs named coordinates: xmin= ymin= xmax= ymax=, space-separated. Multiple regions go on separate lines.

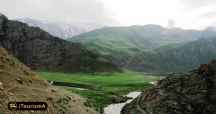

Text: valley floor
xmin=37 ymin=71 xmax=162 ymax=113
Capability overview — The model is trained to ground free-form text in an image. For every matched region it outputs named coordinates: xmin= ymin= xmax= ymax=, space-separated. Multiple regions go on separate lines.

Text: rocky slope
xmin=0 ymin=47 xmax=98 ymax=114
xmin=122 ymin=60 xmax=216 ymax=114
xmin=0 ymin=14 xmax=119 ymax=72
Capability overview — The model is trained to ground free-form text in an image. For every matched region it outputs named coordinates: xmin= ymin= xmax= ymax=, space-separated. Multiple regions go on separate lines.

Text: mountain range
xmin=10 ymin=15 xmax=216 ymax=73
xmin=17 ymin=18 xmax=102 ymax=39
xmin=0 ymin=14 xmax=119 ymax=72
xmin=69 ymin=25 xmax=216 ymax=72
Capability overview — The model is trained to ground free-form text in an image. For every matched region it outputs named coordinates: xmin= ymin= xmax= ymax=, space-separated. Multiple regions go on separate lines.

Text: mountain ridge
xmin=17 ymin=18 xmax=102 ymax=39
xmin=69 ymin=25 xmax=216 ymax=72
xmin=128 ymin=37 xmax=216 ymax=72
xmin=0 ymin=14 xmax=120 ymax=72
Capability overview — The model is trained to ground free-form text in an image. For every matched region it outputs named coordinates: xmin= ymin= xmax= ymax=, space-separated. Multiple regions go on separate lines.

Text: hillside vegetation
xmin=128 ymin=37 xmax=216 ymax=72
xmin=69 ymin=25 xmax=216 ymax=72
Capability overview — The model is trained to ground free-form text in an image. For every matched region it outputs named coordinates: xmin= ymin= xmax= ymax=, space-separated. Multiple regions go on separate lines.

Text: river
xmin=103 ymin=91 xmax=142 ymax=114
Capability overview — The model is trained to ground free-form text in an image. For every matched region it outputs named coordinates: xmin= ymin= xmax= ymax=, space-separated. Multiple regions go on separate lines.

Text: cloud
xmin=0 ymin=0 xmax=215 ymax=29
xmin=175 ymin=0 xmax=216 ymax=29
xmin=0 ymin=0 xmax=115 ymax=25
xmin=180 ymin=0 xmax=216 ymax=10
xmin=200 ymin=10 xmax=216 ymax=19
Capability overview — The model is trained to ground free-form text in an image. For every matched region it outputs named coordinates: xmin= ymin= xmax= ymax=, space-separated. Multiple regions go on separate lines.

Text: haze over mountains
xmin=17 ymin=18 xmax=103 ymax=39
xmin=12 ymin=16 xmax=216 ymax=73
xmin=14 ymin=16 xmax=216 ymax=73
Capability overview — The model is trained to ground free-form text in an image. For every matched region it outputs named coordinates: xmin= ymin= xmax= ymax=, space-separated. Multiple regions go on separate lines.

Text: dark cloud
xmin=0 ymin=0 xmax=115 ymax=25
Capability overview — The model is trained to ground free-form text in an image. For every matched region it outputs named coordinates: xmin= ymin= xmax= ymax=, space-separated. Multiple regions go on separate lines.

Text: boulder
xmin=0 ymin=81 xmax=3 ymax=90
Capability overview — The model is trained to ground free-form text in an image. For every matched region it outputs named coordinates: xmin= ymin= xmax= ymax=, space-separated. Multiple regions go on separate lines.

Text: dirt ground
xmin=0 ymin=47 xmax=98 ymax=114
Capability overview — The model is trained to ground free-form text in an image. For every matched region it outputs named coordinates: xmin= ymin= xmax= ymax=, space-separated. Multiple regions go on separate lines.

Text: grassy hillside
xmin=128 ymin=37 xmax=216 ymax=72
xmin=38 ymin=71 xmax=162 ymax=113
xmin=68 ymin=25 xmax=216 ymax=70
xmin=69 ymin=25 xmax=204 ymax=52
xmin=69 ymin=25 xmax=216 ymax=73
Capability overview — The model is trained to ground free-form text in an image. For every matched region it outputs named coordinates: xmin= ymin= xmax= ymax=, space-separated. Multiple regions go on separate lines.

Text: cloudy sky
xmin=0 ymin=0 xmax=216 ymax=29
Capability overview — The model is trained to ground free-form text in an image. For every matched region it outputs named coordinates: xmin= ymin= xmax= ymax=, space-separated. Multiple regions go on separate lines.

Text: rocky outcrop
xmin=0 ymin=14 xmax=120 ymax=72
xmin=0 ymin=47 xmax=98 ymax=114
xmin=122 ymin=60 xmax=216 ymax=114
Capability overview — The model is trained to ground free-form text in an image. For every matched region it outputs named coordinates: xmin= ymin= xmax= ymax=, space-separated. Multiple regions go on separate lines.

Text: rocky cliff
xmin=0 ymin=47 xmax=98 ymax=114
xmin=0 ymin=14 xmax=119 ymax=72
xmin=122 ymin=60 xmax=216 ymax=114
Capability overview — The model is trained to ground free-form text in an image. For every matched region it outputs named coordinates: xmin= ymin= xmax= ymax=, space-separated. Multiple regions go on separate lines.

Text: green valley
xmin=38 ymin=71 xmax=162 ymax=113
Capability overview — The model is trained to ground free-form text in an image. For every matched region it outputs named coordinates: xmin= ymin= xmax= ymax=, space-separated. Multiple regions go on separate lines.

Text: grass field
xmin=38 ymin=71 xmax=162 ymax=113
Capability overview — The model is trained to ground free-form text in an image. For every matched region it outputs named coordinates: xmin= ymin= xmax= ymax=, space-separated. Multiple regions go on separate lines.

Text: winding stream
xmin=103 ymin=91 xmax=142 ymax=114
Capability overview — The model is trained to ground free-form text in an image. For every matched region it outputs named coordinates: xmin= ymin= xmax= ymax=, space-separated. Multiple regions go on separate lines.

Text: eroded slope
xmin=0 ymin=47 xmax=98 ymax=114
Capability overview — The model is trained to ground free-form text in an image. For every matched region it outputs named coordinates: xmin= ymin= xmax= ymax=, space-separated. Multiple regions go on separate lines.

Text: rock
xmin=8 ymin=92 xmax=14 ymax=96
xmin=112 ymin=96 xmax=131 ymax=103
xmin=122 ymin=60 xmax=216 ymax=114
xmin=0 ymin=81 xmax=3 ymax=90
xmin=51 ymin=89 xmax=57 ymax=93
xmin=47 ymin=97 xmax=53 ymax=101
xmin=16 ymin=78 xmax=23 ymax=84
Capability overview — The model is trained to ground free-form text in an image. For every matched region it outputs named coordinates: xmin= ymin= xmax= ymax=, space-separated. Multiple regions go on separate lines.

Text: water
xmin=103 ymin=91 xmax=141 ymax=114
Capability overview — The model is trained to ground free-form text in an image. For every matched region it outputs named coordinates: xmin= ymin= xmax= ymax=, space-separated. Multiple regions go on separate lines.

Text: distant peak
xmin=143 ymin=24 xmax=163 ymax=28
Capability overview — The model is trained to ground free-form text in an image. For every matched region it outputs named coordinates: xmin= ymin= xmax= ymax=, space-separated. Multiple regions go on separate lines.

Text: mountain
xmin=128 ymin=37 xmax=216 ymax=72
xmin=0 ymin=47 xmax=98 ymax=114
xmin=122 ymin=60 xmax=216 ymax=114
xmin=17 ymin=18 xmax=101 ymax=39
xmin=68 ymin=25 xmax=216 ymax=72
xmin=0 ymin=14 xmax=120 ymax=72
xmin=69 ymin=25 xmax=205 ymax=52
